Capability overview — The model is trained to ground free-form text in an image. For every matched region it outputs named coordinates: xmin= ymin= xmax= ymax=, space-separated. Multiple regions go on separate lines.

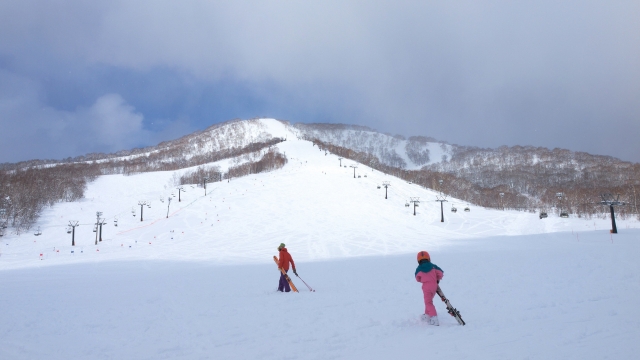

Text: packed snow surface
xmin=1 ymin=119 xmax=639 ymax=359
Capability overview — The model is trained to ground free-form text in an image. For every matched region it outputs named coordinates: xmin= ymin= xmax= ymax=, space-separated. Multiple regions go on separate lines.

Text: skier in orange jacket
xmin=277 ymin=243 xmax=297 ymax=292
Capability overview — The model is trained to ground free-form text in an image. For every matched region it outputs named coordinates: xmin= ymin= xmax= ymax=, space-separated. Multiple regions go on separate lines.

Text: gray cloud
xmin=0 ymin=1 xmax=639 ymax=162
xmin=0 ymin=70 xmax=150 ymax=161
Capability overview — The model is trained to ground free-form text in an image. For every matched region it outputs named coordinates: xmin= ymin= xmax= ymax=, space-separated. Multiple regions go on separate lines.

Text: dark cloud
xmin=0 ymin=1 xmax=638 ymax=162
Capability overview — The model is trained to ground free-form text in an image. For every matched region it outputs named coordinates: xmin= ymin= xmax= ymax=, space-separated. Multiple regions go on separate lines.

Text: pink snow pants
xmin=416 ymin=269 xmax=443 ymax=317
xmin=421 ymin=287 xmax=437 ymax=317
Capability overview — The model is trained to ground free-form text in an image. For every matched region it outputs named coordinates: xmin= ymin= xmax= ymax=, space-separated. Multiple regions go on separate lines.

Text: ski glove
xmin=293 ymin=269 xmax=298 ymax=276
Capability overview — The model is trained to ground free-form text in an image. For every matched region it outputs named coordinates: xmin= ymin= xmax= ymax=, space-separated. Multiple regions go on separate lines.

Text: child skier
xmin=415 ymin=251 xmax=444 ymax=325
xmin=277 ymin=243 xmax=297 ymax=292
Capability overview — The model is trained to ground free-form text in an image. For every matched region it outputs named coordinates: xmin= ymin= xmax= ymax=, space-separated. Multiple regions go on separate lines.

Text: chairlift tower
xmin=138 ymin=201 xmax=148 ymax=222
xmin=67 ymin=220 xmax=79 ymax=246
xmin=410 ymin=197 xmax=420 ymax=216
xmin=435 ymin=195 xmax=448 ymax=222
xmin=499 ymin=192 xmax=505 ymax=210
xmin=600 ymin=194 xmax=627 ymax=234
xmin=166 ymin=197 xmax=172 ymax=218
xmin=176 ymin=186 xmax=185 ymax=202
xmin=203 ymin=177 xmax=209 ymax=196
xmin=349 ymin=165 xmax=358 ymax=178
xmin=338 ymin=158 xmax=343 ymax=167
xmin=436 ymin=180 xmax=448 ymax=222
xmin=98 ymin=218 xmax=106 ymax=242
xmin=95 ymin=212 xmax=102 ymax=245
xmin=382 ymin=181 xmax=391 ymax=199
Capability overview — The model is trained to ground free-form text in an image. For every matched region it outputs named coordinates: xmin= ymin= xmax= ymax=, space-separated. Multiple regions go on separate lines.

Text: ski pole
xmin=295 ymin=274 xmax=315 ymax=292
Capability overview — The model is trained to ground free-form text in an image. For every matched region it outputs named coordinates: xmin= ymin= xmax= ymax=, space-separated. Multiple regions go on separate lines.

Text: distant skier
xmin=415 ymin=251 xmax=444 ymax=325
xmin=277 ymin=243 xmax=297 ymax=292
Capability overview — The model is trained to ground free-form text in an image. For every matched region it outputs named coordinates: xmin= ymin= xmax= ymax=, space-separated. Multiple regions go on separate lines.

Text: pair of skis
xmin=273 ymin=255 xmax=315 ymax=292
xmin=436 ymin=286 xmax=466 ymax=325
xmin=273 ymin=255 xmax=299 ymax=292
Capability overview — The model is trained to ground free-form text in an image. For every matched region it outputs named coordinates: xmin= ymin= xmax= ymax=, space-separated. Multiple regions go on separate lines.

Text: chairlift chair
xmin=405 ymin=202 xmax=410 ymax=207
xmin=451 ymin=206 xmax=457 ymax=213
xmin=66 ymin=227 xmax=72 ymax=234
xmin=34 ymin=227 xmax=42 ymax=236
xmin=364 ymin=174 xmax=367 ymax=177
xmin=539 ymin=211 xmax=548 ymax=219
xmin=358 ymin=175 xmax=361 ymax=178
xmin=560 ymin=212 xmax=569 ymax=218
xmin=464 ymin=206 xmax=470 ymax=212
xmin=377 ymin=186 xmax=381 ymax=189
xmin=93 ymin=226 xmax=97 ymax=232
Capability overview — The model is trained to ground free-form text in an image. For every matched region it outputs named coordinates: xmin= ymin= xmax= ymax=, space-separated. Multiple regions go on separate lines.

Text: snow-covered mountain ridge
xmin=1 ymin=118 xmax=638 ymax=237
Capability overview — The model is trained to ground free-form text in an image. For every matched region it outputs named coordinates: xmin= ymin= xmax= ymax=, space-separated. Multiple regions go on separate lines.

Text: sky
xmin=0 ymin=0 xmax=638 ymax=163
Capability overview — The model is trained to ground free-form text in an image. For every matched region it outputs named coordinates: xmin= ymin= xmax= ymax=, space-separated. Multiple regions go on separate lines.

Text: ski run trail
xmin=1 ymin=119 xmax=639 ymax=359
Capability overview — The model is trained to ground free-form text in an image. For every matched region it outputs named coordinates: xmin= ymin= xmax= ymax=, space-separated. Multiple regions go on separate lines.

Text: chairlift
xmin=464 ymin=206 xmax=470 ymax=212
xmin=539 ymin=211 xmax=548 ymax=219
xmin=451 ymin=206 xmax=457 ymax=213
xmin=405 ymin=202 xmax=410 ymax=207
xmin=66 ymin=226 xmax=72 ymax=234
xmin=34 ymin=227 xmax=42 ymax=236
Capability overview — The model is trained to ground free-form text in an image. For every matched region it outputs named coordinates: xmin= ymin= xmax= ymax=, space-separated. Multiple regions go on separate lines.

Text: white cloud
xmin=81 ymin=93 xmax=146 ymax=151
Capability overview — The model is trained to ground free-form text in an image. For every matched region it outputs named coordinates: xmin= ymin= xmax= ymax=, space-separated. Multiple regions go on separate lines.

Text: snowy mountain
xmin=294 ymin=123 xmax=453 ymax=169
xmin=1 ymin=117 xmax=639 ymax=359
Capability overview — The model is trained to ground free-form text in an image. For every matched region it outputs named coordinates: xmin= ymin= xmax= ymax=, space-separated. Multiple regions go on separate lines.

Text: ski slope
xmin=1 ymin=119 xmax=639 ymax=359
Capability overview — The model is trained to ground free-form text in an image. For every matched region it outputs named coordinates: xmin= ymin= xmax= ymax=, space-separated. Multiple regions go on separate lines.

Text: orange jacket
xmin=278 ymin=248 xmax=296 ymax=272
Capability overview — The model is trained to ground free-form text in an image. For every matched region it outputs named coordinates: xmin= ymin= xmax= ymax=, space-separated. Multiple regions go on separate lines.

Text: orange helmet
xmin=417 ymin=251 xmax=430 ymax=263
